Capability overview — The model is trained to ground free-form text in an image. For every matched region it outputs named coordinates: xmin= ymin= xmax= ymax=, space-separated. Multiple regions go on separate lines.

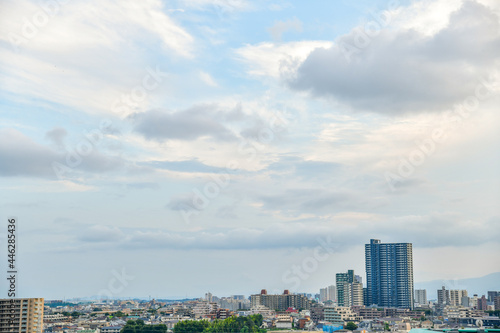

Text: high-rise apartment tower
xmin=365 ymin=239 xmax=414 ymax=309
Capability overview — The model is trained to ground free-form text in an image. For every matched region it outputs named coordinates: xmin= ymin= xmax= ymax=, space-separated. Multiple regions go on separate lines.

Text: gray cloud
xmin=130 ymin=104 xmax=245 ymax=142
xmin=0 ymin=128 xmax=124 ymax=179
xmin=72 ymin=213 xmax=500 ymax=250
xmin=0 ymin=128 xmax=62 ymax=178
xmin=166 ymin=193 xmax=199 ymax=212
xmin=45 ymin=127 xmax=68 ymax=149
xmin=288 ymin=1 xmax=500 ymax=114
xmin=258 ymin=188 xmax=354 ymax=214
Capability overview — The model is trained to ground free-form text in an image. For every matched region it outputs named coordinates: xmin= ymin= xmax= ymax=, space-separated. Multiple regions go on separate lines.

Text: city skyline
xmin=1 ymin=0 xmax=499 ymax=300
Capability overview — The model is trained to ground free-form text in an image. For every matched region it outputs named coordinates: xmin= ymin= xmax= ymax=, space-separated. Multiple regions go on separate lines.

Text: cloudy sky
xmin=0 ymin=0 xmax=499 ymax=300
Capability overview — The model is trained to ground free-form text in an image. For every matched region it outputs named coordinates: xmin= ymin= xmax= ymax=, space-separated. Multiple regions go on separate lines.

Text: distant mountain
xmin=415 ymin=272 xmax=500 ymax=299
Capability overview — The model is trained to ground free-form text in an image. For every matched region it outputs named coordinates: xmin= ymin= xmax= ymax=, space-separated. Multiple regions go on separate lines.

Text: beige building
xmin=0 ymin=298 xmax=44 ymax=333
xmin=450 ymin=290 xmax=468 ymax=306
xmin=250 ymin=290 xmax=311 ymax=311
xmin=324 ymin=306 xmax=357 ymax=324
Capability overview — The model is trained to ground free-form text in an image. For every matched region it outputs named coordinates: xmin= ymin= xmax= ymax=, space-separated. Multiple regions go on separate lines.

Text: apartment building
xmin=324 ymin=306 xmax=357 ymax=325
xmin=250 ymin=290 xmax=311 ymax=311
xmin=0 ymin=298 xmax=44 ymax=333
xmin=365 ymin=239 xmax=414 ymax=309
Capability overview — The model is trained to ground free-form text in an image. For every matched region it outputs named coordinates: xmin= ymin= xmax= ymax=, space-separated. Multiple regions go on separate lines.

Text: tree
xmin=120 ymin=320 xmax=167 ymax=333
xmin=345 ymin=322 xmax=357 ymax=331
xmin=384 ymin=322 xmax=390 ymax=331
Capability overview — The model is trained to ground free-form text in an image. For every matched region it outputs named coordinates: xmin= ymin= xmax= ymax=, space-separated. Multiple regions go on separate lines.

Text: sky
xmin=0 ymin=0 xmax=499 ymax=300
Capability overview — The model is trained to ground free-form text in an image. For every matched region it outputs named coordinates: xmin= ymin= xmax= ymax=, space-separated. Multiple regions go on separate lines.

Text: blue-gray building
xmin=365 ymin=239 xmax=414 ymax=309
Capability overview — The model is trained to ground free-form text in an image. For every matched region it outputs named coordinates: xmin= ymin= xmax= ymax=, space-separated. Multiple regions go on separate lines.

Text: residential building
xmin=415 ymin=289 xmax=427 ymax=305
xmin=310 ymin=305 xmax=324 ymax=323
xmin=324 ymin=307 xmax=356 ymax=325
xmin=356 ymin=307 xmax=383 ymax=319
xmin=477 ymin=295 xmax=488 ymax=310
xmin=437 ymin=286 xmax=451 ymax=306
xmin=470 ymin=294 xmax=479 ymax=309
xmin=192 ymin=301 xmax=218 ymax=318
xmin=450 ymin=290 xmax=468 ymax=306
xmin=327 ymin=285 xmax=337 ymax=302
xmin=320 ymin=288 xmax=329 ymax=303
xmin=0 ymin=298 xmax=44 ymax=333
xmin=350 ymin=282 xmax=364 ymax=307
xmin=487 ymin=291 xmax=499 ymax=303
xmin=216 ymin=308 xmax=231 ymax=319
xmin=336 ymin=270 xmax=354 ymax=306
xmin=365 ymin=239 xmax=414 ymax=309
xmin=494 ymin=296 xmax=500 ymax=310
xmin=250 ymin=290 xmax=311 ymax=311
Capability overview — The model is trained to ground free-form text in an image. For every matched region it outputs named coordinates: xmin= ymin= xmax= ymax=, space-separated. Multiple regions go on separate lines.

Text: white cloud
xmin=179 ymin=0 xmax=252 ymax=12
xmin=267 ymin=17 xmax=302 ymax=41
xmin=235 ymin=40 xmax=333 ymax=78
xmin=0 ymin=0 xmax=193 ymax=115
xmin=199 ymin=71 xmax=218 ymax=87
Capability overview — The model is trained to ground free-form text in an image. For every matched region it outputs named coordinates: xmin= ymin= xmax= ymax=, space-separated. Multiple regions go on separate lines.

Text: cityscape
xmin=1 ymin=239 xmax=499 ymax=332
xmin=1 ymin=0 xmax=499 ymax=332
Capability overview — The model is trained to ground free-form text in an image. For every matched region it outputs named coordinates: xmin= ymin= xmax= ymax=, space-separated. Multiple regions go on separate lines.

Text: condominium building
xmin=320 ymin=288 xmax=329 ymax=303
xmin=477 ymin=295 xmax=488 ymax=310
xmin=450 ymin=290 xmax=468 ymax=306
xmin=327 ymin=285 xmax=337 ymax=302
xmin=365 ymin=239 xmax=414 ymax=309
xmin=336 ymin=270 xmax=354 ymax=306
xmin=438 ymin=286 xmax=451 ymax=305
xmin=250 ymin=290 xmax=311 ymax=311
xmin=415 ymin=289 xmax=427 ymax=305
xmin=488 ymin=291 xmax=499 ymax=303
xmin=192 ymin=301 xmax=218 ymax=318
xmin=494 ymin=296 xmax=500 ymax=310
xmin=348 ymin=282 xmax=364 ymax=307
xmin=324 ymin=307 xmax=356 ymax=325
xmin=0 ymin=298 xmax=44 ymax=333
